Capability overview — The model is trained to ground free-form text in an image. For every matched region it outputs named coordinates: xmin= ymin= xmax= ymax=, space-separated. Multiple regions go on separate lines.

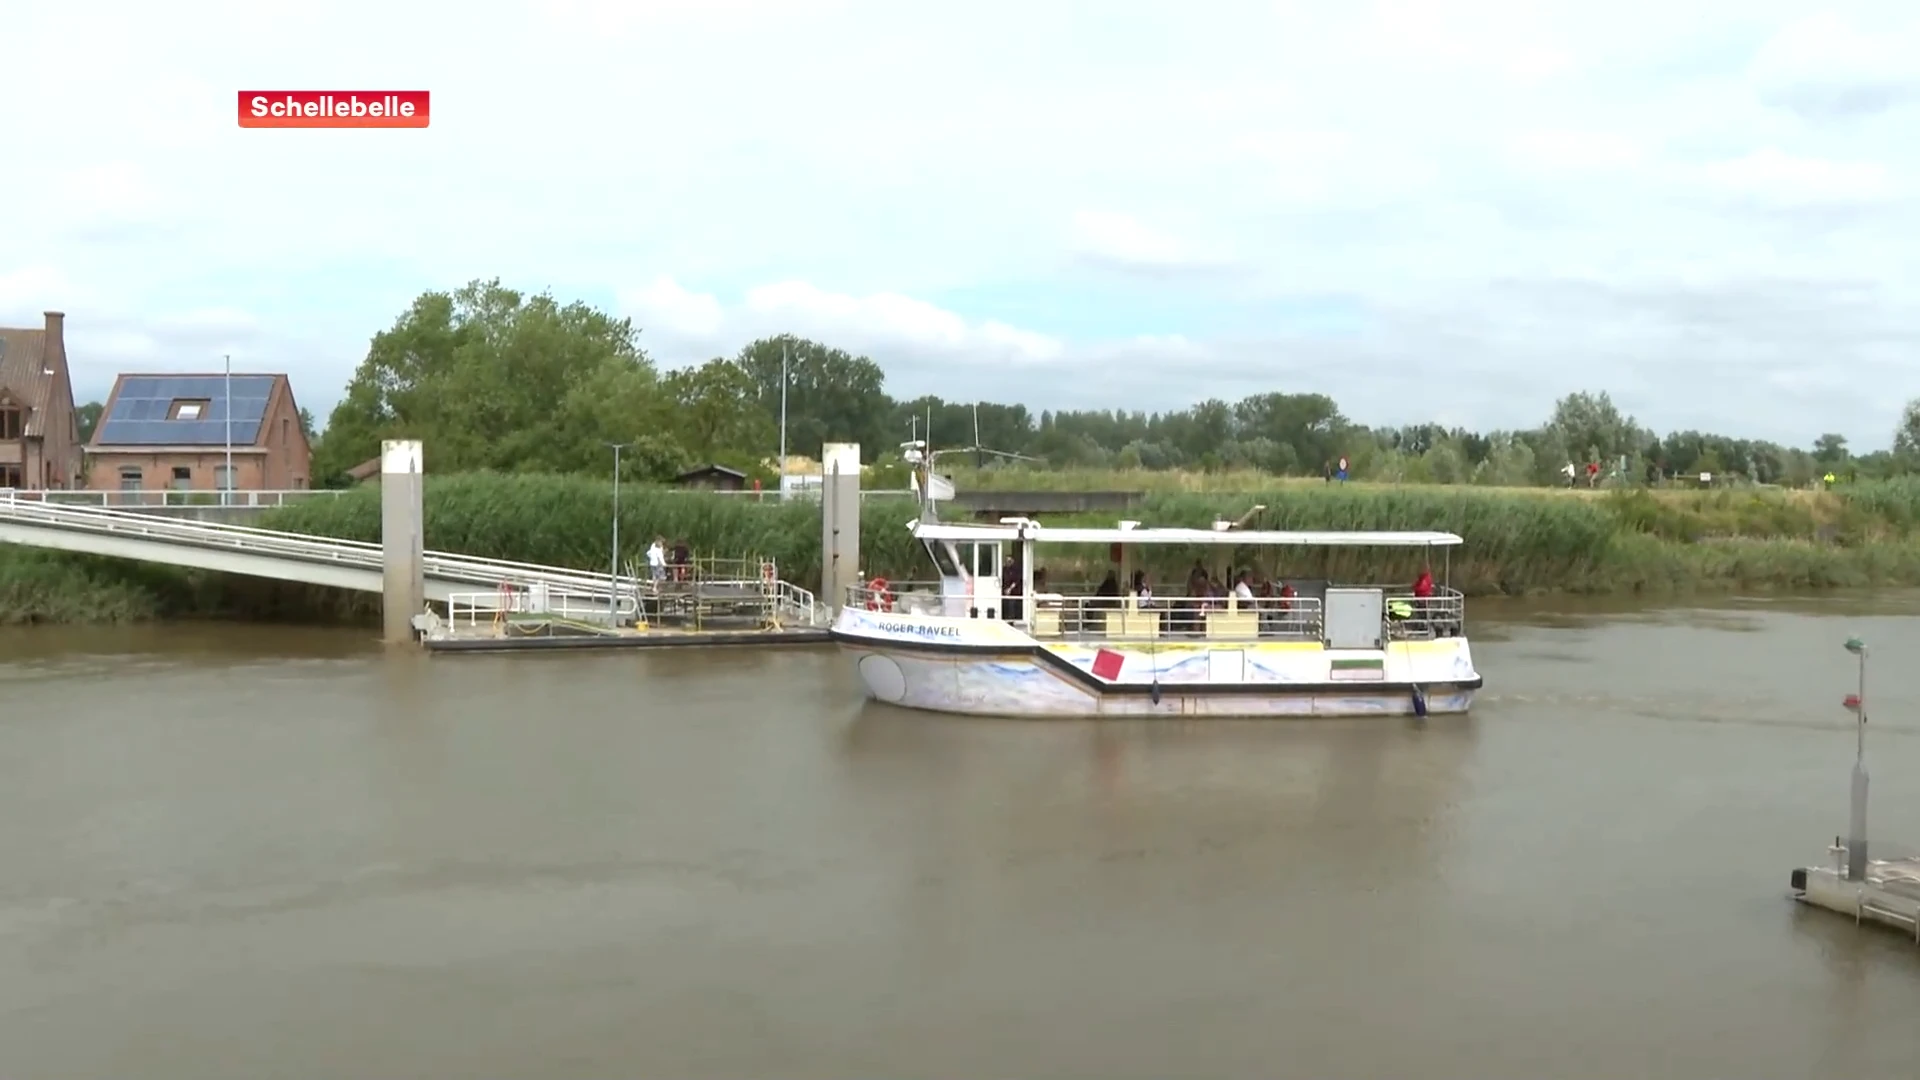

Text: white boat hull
xmin=831 ymin=607 xmax=1482 ymax=719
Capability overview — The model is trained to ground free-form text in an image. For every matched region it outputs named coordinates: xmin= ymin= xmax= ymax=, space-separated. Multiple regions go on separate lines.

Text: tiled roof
xmin=92 ymin=373 xmax=283 ymax=447
xmin=0 ymin=327 xmax=54 ymax=436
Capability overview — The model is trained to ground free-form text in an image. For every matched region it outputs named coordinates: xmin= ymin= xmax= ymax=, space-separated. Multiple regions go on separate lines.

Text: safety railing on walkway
xmin=444 ymin=588 xmax=642 ymax=630
xmin=1 ymin=487 xmax=346 ymax=508
xmin=0 ymin=492 xmax=640 ymax=595
xmin=844 ymin=581 xmax=1467 ymax=643
xmin=621 ymin=555 xmax=825 ymax=630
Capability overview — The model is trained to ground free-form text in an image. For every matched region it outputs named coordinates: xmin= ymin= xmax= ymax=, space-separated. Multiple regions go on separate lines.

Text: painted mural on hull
xmin=832 ymin=607 xmax=1482 ymax=719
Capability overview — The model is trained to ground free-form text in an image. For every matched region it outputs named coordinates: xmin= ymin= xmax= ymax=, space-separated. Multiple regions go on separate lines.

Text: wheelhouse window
xmin=168 ymin=399 xmax=210 ymax=421
xmin=925 ymin=539 xmax=961 ymax=577
xmin=0 ymin=403 xmax=20 ymax=440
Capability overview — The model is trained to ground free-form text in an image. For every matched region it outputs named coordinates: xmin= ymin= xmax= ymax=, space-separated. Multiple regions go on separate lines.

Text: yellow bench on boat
xmin=1102 ymin=596 xmax=1160 ymax=639
xmin=1205 ymin=593 xmax=1261 ymax=639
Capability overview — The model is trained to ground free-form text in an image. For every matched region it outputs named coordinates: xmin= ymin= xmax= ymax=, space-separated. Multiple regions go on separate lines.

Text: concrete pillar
xmin=381 ymin=440 xmax=425 ymax=644
xmin=820 ymin=442 xmax=861 ymax=616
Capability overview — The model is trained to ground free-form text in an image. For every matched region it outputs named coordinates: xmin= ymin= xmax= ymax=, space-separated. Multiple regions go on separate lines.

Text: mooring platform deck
xmin=1790 ymin=850 xmax=1920 ymax=942
xmin=422 ymin=626 xmax=832 ymax=652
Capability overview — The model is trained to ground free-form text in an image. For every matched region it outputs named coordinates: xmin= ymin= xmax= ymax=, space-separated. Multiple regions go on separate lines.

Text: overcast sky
xmin=2 ymin=1 xmax=1916 ymax=448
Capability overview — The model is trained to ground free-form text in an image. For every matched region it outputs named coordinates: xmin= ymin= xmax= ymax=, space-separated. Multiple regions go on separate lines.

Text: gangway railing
xmin=0 ymin=494 xmax=827 ymax=616
xmin=0 ymin=493 xmax=644 ymax=596
xmin=4 ymin=488 xmax=347 ymax=509
xmin=445 ymin=588 xmax=642 ymax=630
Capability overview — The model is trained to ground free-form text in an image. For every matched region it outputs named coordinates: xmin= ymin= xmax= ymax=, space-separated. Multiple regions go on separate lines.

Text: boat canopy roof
xmin=911 ymin=520 xmax=1463 ymax=547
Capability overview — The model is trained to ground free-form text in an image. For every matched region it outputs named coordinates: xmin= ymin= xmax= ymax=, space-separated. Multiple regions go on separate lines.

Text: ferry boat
xmin=828 ymin=449 xmax=1483 ymax=719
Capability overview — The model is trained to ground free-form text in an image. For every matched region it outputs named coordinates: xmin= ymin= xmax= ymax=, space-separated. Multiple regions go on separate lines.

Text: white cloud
xmin=1070 ymin=212 xmax=1231 ymax=273
xmin=1 ymin=0 xmax=1919 ymax=448
xmin=1748 ymin=12 xmax=1920 ymax=119
xmin=1508 ymin=130 xmax=1646 ymax=171
xmin=624 ymin=279 xmax=1065 ymax=376
xmin=1696 ymin=147 xmax=1895 ymax=206
xmin=618 ymin=277 xmax=725 ymax=339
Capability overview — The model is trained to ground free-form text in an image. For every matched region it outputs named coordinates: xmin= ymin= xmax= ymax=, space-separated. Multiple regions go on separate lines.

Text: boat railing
xmin=1379 ymin=586 xmax=1466 ymax=640
xmin=845 ymin=580 xmax=1465 ymax=644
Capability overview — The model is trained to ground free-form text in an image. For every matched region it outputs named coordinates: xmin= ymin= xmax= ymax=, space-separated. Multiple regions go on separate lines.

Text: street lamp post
xmin=222 ymin=354 xmax=233 ymax=508
xmin=1843 ymin=636 xmax=1870 ymax=882
xmin=608 ymin=442 xmax=631 ymax=623
xmin=777 ymin=339 xmax=789 ymax=502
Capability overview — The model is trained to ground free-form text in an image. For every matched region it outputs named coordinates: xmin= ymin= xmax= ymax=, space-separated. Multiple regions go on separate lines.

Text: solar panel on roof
xmin=94 ymin=374 xmax=279 ymax=445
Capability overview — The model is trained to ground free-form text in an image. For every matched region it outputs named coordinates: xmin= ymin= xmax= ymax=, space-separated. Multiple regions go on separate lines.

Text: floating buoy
xmin=1411 ymin=684 xmax=1428 ymax=718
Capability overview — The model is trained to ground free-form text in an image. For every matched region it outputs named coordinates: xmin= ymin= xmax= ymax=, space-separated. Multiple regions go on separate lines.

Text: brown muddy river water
xmin=3 ymin=594 xmax=1919 ymax=1079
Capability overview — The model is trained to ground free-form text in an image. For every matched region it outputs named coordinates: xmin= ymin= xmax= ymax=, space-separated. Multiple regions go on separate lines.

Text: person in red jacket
xmin=1412 ymin=566 xmax=1434 ymax=599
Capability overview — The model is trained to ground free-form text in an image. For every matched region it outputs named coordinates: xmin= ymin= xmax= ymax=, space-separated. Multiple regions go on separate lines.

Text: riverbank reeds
xmin=5 ymin=472 xmax=1920 ymax=624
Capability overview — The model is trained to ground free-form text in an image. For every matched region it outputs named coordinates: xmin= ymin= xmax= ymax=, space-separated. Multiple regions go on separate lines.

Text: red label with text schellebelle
xmin=237 ymin=91 xmax=430 ymax=129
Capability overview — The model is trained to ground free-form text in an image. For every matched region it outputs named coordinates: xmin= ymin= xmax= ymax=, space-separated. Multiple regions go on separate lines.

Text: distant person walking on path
xmin=1336 ymin=456 xmax=1349 ymax=482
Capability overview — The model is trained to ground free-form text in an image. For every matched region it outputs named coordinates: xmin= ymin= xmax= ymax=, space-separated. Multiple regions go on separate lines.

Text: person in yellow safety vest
xmin=1823 ymin=472 xmax=1837 ymax=488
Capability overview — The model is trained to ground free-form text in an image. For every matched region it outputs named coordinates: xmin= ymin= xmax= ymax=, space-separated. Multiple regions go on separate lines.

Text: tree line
xmin=290 ymin=278 xmax=1920 ymax=489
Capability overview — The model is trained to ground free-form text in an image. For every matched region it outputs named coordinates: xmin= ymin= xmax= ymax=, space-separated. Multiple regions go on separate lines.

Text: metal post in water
xmin=607 ymin=442 xmax=629 ymax=623
xmin=1844 ymin=636 xmax=1869 ymax=882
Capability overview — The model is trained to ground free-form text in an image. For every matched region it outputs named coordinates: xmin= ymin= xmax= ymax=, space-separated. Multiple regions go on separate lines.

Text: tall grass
xmin=0 ymin=550 xmax=165 ymax=624
xmin=258 ymin=472 xmax=927 ymax=593
xmin=9 ymin=472 xmax=1920 ymax=626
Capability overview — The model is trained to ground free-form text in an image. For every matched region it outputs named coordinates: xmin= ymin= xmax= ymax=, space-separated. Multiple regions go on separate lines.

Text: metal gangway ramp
xmin=0 ymin=492 xmax=642 ymax=604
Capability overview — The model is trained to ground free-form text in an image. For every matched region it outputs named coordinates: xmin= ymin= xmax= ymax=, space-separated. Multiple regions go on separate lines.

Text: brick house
xmin=0 ymin=311 xmax=83 ymax=489
xmin=86 ymin=373 xmax=312 ymax=494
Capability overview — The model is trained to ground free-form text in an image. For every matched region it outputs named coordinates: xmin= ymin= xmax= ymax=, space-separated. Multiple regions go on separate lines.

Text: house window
xmin=0 ymin=405 xmax=20 ymax=440
xmin=169 ymin=399 xmax=210 ymax=421
xmin=215 ymin=464 xmax=236 ymax=490
xmin=0 ymin=464 xmax=20 ymax=489
xmin=170 ymin=466 xmax=192 ymax=491
xmin=119 ymin=466 xmax=144 ymax=491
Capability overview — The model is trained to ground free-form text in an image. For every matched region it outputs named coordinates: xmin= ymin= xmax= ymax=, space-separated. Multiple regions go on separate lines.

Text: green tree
xmin=735 ymin=335 xmax=892 ymax=462
xmin=1812 ymin=433 xmax=1849 ymax=469
xmin=76 ymin=401 xmax=103 ymax=444
xmin=664 ymin=357 xmax=776 ymax=465
xmin=1893 ymin=398 xmax=1920 ymax=466
xmin=313 ymin=279 xmax=680 ymax=481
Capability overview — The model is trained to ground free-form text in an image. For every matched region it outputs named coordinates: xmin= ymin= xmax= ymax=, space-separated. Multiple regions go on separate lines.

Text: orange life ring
xmin=865 ymin=577 xmax=895 ymax=612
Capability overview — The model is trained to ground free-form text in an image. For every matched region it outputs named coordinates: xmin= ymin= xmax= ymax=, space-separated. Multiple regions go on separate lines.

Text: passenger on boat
xmin=670 ymin=538 xmax=692 ymax=582
xmin=1413 ymin=566 xmax=1434 ymax=599
xmin=1129 ymin=570 xmax=1152 ymax=604
xmin=1233 ymin=569 xmax=1256 ymax=603
xmin=1089 ymin=569 xmax=1121 ymax=635
xmin=1181 ymin=564 xmax=1211 ymax=632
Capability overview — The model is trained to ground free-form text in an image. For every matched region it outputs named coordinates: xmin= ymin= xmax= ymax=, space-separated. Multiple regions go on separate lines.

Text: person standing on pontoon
xmin=646 ymin=536 xmax=668 ymax=583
